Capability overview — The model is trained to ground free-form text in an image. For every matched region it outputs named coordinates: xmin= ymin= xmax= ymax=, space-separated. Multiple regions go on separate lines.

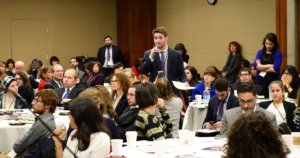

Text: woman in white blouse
xmin=259 ymin=80 xmax=296 ymax=131
xmin=52 ymin=98 xmax=110 ymax=158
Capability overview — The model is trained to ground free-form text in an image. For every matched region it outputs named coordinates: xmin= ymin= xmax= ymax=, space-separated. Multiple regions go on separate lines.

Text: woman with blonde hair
xmin=155 ymin=76 xmax=182 ymax=137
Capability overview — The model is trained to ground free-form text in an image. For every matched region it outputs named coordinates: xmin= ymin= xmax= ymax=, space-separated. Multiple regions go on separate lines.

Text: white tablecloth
xmin=0 ymin=110 xmax=69 ymax=152
xmin=182 ymin=102 xmax=208 ymax=131
xmin=115 ymin=137 xmax=300 ymax=158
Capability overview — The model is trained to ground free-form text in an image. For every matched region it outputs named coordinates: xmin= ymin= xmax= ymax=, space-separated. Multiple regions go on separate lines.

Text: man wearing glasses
xmin=4 ymin=89 xmax=59 ymax=158
xmin=220 ymin=82 xmax=276 ymax=136
xmin=203 ymin=78 xmax=239 ymax=130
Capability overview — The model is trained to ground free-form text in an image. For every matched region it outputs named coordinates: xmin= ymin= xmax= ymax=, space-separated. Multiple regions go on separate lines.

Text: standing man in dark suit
xmin=44 ymin=64 xmax=64 ymax=89
xmin=54 ymin=69 xmax=85 ymax=110
xmin=203 ymin=78 xmax=239 ymax=130
xmin=97 ymin=35 xmax=123 ymax=77
xmin=142 ymin=27 xmax=188 ymax=96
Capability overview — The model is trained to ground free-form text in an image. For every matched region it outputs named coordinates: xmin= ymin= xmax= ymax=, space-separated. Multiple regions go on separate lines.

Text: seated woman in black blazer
xmin=259 ymin=80 xmax=296 ymax=131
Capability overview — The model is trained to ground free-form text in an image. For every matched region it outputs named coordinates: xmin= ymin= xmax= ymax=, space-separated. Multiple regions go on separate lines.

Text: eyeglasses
xmin=282 ymin=72 xmax=291 ymax=76
xmin=238 ymin=99 xmax=255 ymax=105
xmin=240 ymin=73 xmax=250 ymax=76
xmin=32 ymin=98 xmax=43 ymax=103
xmin=127 ymin=93 xmax=135 ymax=97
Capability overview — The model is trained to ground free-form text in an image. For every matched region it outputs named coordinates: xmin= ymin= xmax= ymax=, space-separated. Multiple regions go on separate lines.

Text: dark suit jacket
xmin=54 ymin=85 xmax=85 ymax=110
xmin=222 ymin=53 xmax=242 ymax=84
xmin=44 ymin=79 xmax=60 ymax=89
xmin=115 ymin=94 xmax=129 ymax=117
xmin=97 ymin=45 xmax=123 ymax=66
xmin=203 ymin=93 xmax=239 ymax=127
xmin=259 ymin=100 xmax=296 ymax=131
xmin=142 ymin=48 xmax=188 ymax=95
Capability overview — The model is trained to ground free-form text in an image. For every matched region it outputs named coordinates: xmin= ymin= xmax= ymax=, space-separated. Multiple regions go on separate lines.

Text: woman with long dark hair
xmin=52 ymin=98 xmax=110 ymax=158
xmin=253 ymin=33 xmax=282 ymax=98
xmin=15 ymin=71 xmax=34 ymax=105
xmin=281 ymin=65 xmax=300 ymax=99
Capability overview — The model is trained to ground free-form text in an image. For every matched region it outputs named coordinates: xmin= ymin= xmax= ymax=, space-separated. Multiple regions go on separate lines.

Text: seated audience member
xmin=15 ymin=61 xmax=39 ymax=89
xmin=49 ymin=56 xmax=60 ymax=66
xmin=27 ymin=59 xmax=43 ymax=79
xmin=15 ymin=71 xmax=34 ymax=105
xmin=138 ymin=74 xmax=149 ymax=83
xmin=223 ymin=111 xmax=288 ymax=158
xmin=1 ymin=89 xmax=58 ymax=158
xmin=123 ymin=68 xmax=139 ymax=85
xmin=5 ymin=58 xmax=15 ymax=75
xmin=281 ymin=65 xmax=300 ymax=99
xmin=203 ymin=78 xmax=239 ymax=130
xmin=240 ymin=58 xmax=250 ymax=69
xmin=52 ymin=98 xmax=110 ymax=158
xmin=70 ymin=57 xmax=85 ymax=79
xmin=250 ymin=63 xmax=257 ymax=82
xmin=38 ymin=66 xmax=52 ymax=90
xmin=192 ymin=70 xmax=217 ymax=100
xmin=131 ymin=58 xmax=143 ymax=78
xmin=44 ymin=64 xmax=64 ymax=89
xmin=293 ymin=89 xmax=300 ymax=131
xmin=259 ymin=81 xmax=296 ymax=132
xmin=104 ymin=62 xmax=124 ymax=84
xmin=231 ymin=68 xmax=263 ymax=95
xmin=206 ymin=65 xmax=221 ymax=79
xmin=111 ymin=72 xmax=130 ymax=117
xmin=116 ymin=82 xmax=140 ymax=140
xmin=0 ymin=76 xmax=28 ymax=109
xmin=155 ymin=77 xmax=182 ymax=137
xmin=85 ymin=61 xmax=105 ymax=87
xmin=55 ymin=69 xmax=85 ymax=110
xmin=183 ymin=66 xmax=201 ymax=104
xmin=174 ymin=43 xmax=190 ymax=66
xmin=78 ymin=87 xmax=119 ymax=139
xmin=0 ymin=61 xmax=6 ymax=81
xmin=220 ymin=82 xmax=277 ymax=135
xmin=221 ymin=41 xmax=243 ymax=84
xmin=134 ymin=82 xmax=173 ymax=140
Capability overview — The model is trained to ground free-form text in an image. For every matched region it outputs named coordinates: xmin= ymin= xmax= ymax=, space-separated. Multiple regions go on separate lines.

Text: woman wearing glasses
xmin=259 ymin=81 xmax=296 ymax=132
xmin=280 ymin=65 xmax=300 ymax=99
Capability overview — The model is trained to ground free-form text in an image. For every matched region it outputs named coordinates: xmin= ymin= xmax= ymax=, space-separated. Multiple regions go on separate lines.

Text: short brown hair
xmin=152 ymin=26 xmax=168 ymax=37
xmin=155 ymin=77 xmax=175 ymax=100
xmin=35 ymin=89 xmax=59 ymax=113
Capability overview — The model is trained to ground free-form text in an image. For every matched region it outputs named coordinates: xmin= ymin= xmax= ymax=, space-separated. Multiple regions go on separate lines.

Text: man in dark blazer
xmin=220 ymin=82 xmax=277 ymax=136
xmin=44 ymin=64 xmax=64 ymax=89
xmin=142 ymin=27 xmax=187 ymax=96
xmin=54 ymin=69 xmax=85 ymax=110
xmin=203 ymin=78 xmax=239 ymax=130
xmin=97 ymin=35 xmax=123 ymax=77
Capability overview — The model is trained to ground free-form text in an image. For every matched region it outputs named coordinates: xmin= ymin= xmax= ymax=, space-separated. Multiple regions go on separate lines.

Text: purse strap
xmin=273 ymin=102 xmax=287 ymax=123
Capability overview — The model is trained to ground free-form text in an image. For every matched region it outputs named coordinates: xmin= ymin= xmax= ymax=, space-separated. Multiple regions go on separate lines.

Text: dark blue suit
xmin=202 ymin=93 xmax=239 ymax=127
xmin=142 ymin=48 xmax=187 ymax=96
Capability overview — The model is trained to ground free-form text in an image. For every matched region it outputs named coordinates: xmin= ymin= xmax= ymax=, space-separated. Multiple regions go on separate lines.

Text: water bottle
xmin=203 ymin=87 xmax=210 ymax=103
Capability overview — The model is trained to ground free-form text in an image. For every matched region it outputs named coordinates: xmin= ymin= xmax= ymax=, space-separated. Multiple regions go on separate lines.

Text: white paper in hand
xmin=172 ymin=81 xmax=195 ymax=90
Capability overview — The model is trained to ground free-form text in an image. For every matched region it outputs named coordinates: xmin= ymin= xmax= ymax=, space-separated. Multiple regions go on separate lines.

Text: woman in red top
xmin=38 ymin=66 xmax=52 ymax=90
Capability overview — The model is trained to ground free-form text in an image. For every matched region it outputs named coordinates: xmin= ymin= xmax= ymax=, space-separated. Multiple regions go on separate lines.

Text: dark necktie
xmin=160 ymin=51 xmax=165 ymax=71
xmin=63 ymin=89 xmax=70 ymax=99
xmin=106 ymin=47 xmax=111 ymax=61
xmin=217 ymin=101 xmax=225 ymax=121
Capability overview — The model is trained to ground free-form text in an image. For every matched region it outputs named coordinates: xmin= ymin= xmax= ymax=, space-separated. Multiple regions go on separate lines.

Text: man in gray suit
xmin=220 ymin=82 xmax=277 ymax=135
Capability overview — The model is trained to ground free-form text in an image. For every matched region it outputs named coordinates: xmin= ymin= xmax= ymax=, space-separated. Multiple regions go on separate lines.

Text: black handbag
xmin=278 ymin=122 xmax=291 ymax=134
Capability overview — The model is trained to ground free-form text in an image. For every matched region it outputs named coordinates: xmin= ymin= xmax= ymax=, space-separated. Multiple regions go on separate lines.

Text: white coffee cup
xmin=178 ymin=130 xmax=195 ymax=146
xmin=153 ymin=140 xmax=167 ymax=158
xmin=292 ymin=132 xmax=300 ymax=149
xmin=282 ymin=134 xmax=293 ymax=150
xmin=195 ymin=95 xmax=202 ymax=104
xmin=111 ymin=139 xmax=123 ymax=156
xmin=126 ymin=131 xmax=137 ymax=149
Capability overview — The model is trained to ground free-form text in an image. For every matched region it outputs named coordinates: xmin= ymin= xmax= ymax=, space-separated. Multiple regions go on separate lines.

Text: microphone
xmin=7 ymin=88 xmax=78 ymax=158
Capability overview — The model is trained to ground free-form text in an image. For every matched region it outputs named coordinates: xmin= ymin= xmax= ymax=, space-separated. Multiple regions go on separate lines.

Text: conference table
xmin=0 ymin=109 xmax=69 ymax=152
xmin=114 ymin=137 xmax=300 ymax=158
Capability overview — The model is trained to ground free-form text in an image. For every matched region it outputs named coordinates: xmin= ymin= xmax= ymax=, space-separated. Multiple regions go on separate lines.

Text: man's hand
xmin=205 ymin=122 xmax=214 ymax=129
xmin=213 ymin=121 xmax=222 ymax=129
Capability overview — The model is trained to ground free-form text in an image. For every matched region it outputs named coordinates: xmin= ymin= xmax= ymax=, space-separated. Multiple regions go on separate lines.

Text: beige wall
xmin=0 ymin=0 xmax=117 ymax=69
xmin=157 ymin=0 xmax=276 ymax=74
